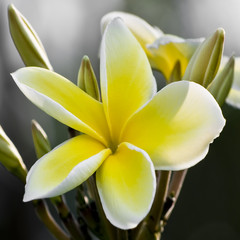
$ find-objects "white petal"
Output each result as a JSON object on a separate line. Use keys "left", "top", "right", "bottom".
{"left": 100, "top": 18, "right": 156, "bottom": 144}
{"left": 121, "top": 81, "right": 225, "bottom": 170}
{"left": 96, "top": 142, "right": 156, "bottom": 229}
{"left": 11, "top": 67, "right": 110, "bottom": 145}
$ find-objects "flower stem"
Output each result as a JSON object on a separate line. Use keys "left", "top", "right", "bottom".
{"left": 33, "top": 199, "right": 70, "bottom": 240}
{"left": 17, "top": 160, "right": 70, "bottom": 240}
{"left": 161, "top": 169, "right": 188, "bottom": 226}
{"left": 76, "top": 185, "right": 98, "bottom": 233}
{"left": 51, "top": 195, "right": 87, "bottom": 240}
{"left": 148, "top": 171, "right": 171, "bottom": 233}
{"left": 117, "top": 229, "right": 128, "bottom": 240}
{"left": 86, "top": 175, "right": 116, "bottom": 240}
{"left": 134, "top": 171, "right": 171, "bottom": 240}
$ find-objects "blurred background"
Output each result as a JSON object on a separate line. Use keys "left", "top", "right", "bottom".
{"left": 1, "top": 0, "right": 240, "bottom": 239}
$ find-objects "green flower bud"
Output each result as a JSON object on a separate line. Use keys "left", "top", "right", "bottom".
{"left": 208, "top": 56, "right": 234, "bottom": 107}
{"left": 147, "top": 35, "right": 203, "bottom": 81}
{"left": 8, "top": 4, "right": 53, "bottom": 70}
{"left": 183, "top": 28, "right": 225, "bottom": 87}
{"left": 31, "top": 120, "right": 51, "bottom": 159}
{"left": 225, "top": 57, "right": 240, "bottom": 108}
{"left": 31, "top": 121, "right": 63, "bottom": 203}
{"left": 77, "top": 56, "right": 100, "bottom": 101}
{"left": 0, "top": 126, "right": 27, "bottom": 182}
{"left": 168, "top": 61, "right": 181, "bottom": 83}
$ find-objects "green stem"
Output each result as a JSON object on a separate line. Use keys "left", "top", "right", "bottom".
{"left": 117, "top": 229, "right": 128, "bottom": 240}
{"left": 16, "top": 161, "right": 70, "bottom": 240}
{"left": 134, "top": 171, "right": 171, "bottom": 240}
{"left": 162, "top": 169, "right": 187, "bottom": 225}
{"left": 148, "top": 171, "right": 171, "bottom": 233}
{"left": 87, "top": 175, "right": 116, "bottom": 240}
{"left": 76, "top": 184, "right": 100, "bottom": 234}
{"left": 168, "top": 169, "right": 187, "bottom": 201}
{"left": 133, "top": 220, "right": 161, "bottom": 240}
{"left": 51, "top": 195, "right": 86, "bottom": 240}
{"left": 33, "top": 199, "right": 70, "bottom": 240}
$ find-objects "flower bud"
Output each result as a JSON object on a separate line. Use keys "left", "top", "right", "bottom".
{"left": 31, "top": 120, "right": 51, "bottom": 159}
{"left": 31, "top": 121, "right": 63, "bottom": 203}
{"left": 0, "top": 126, "right": 27, "bottom": 182}
{"left": 223, "top": 57, "right": 240, "bottom": 108}
{"left": 208, "top": 56, "right": 234, "bottom": 107}
{"left": 77, "top": 56, "right": 100, "bottom": 101}
{"left": 168, "top": 61, "right": 181, "bottom": 83}
{"left": 147, "top": 35, "right": 203, "bottom": 81}
{"left": 183, "top": 28, "right": 225, "bottom": 87}
{"left": 8, "top": 4, "right": 53, "bottom": 70}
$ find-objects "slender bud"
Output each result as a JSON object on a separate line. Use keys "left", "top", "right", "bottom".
{"left": 168, "top": 61, "right": 181, "bottom": 83}
{"left": 147, "top": 36, "right": 203, "bottom": 81}
{"left": 31, "top": 120, "right": 51, "bottom": 159}
{"left": 208, "top": 56, "right": 234, "bottom": 107}
{"left": 8, "top": 4, "right": 53, "bottom": 70}
{"left": 0, "top": 126, "right": 27, "bottom": 182}
{"left": 183, "top": 28, "right": 225, "bottom": 87}
{"left": 225, "top": 57, "right": 240, "bottom": 108}
{"left": 31, "top": 121, "right": 63, "bottom": 204}
{"left": 77, "top": 56, "right": 100, "bottom": 101}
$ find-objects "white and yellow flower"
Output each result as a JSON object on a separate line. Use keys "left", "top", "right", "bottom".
{"left": 12, "top": 19, "right": 225, "bottom": 229}
{"left": 101, "top": 12, "right": 203, "bottom": 81}
{"left": 102, "top": 12, "right": 238, "bottom": 108}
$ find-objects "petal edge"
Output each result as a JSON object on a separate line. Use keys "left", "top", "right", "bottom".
{"left": 24, "top": 135, "right": 111, "bottom": 201}
{"left": 121, "top": 81, "right": 225, "bottom": 170}
{"left": 12, "top": 67, "right": 110, "bottom": 145}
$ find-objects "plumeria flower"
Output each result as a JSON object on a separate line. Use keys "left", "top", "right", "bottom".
{"left": 102, "top": 12, "right": 238, "bottom": 109}
{"left": 11, "top": 19, "right": 225, "bottom": 229}
{"left": 221, "top": 56, "right": 240, "bottom": 108}
{"left": 101, "top": 12, "right": 203, "bottom": 81}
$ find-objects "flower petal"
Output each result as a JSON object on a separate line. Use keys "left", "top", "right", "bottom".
{"left": 96, "top": 142, "right": 156, "bottom": 229}
{"left": 147, "top": 35, "right": 203, "bottom": 80}
{"left": 225, "top": 57, "right": 240, "bottom": 108}
{"left": 100, "top": 18, "right": 157, "bottom": 144}
{"left": 101, "top": 12, "right": 203, "bottom": 82}
{"left": 101, "top": 11, "right": 163, "bottom": 51}
{"left": 121, "top": 81, "right": 225, "bottom": 170}
{"left": 23, "top": 134, "right": 111, "bottom": 201}
{"left": 11, "top": 67, "right": 110, "bottom": 145}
